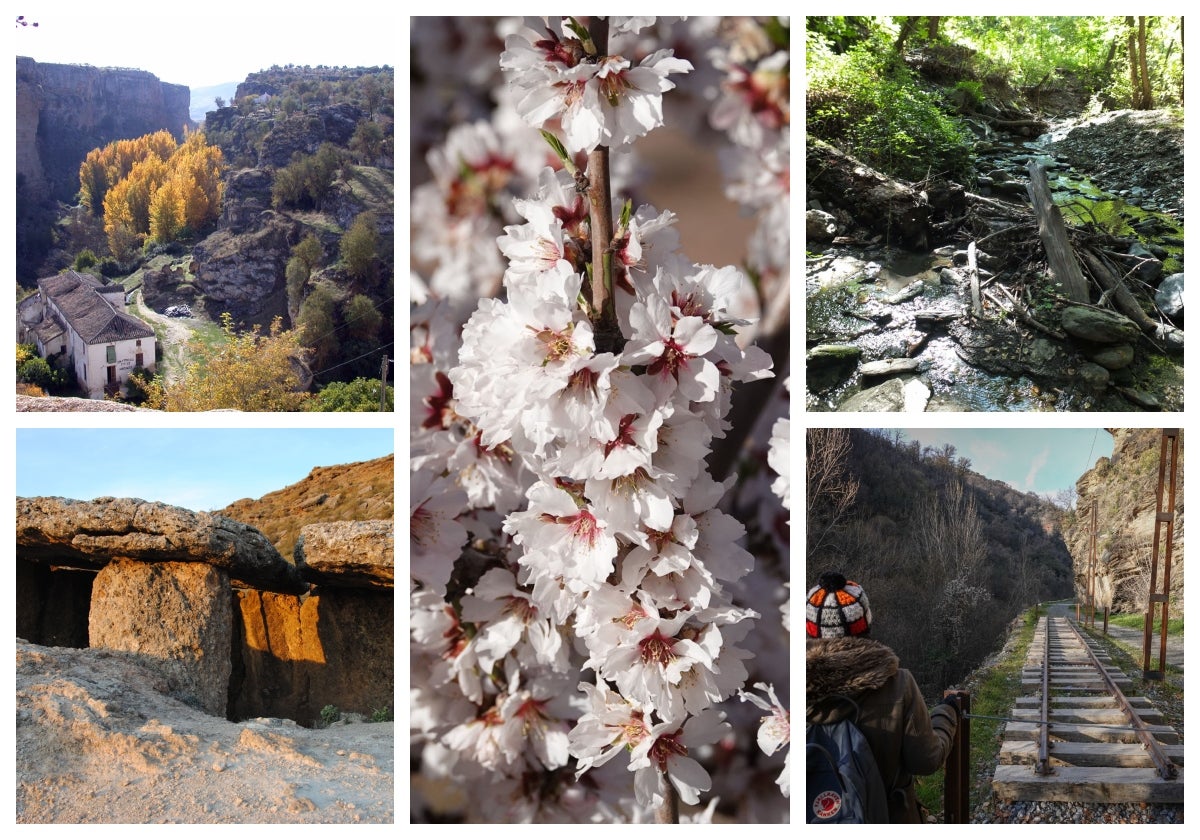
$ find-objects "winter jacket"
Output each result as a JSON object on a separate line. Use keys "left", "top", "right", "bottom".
{"left": 806, "top": 636, "right": 959, "bottom": 823}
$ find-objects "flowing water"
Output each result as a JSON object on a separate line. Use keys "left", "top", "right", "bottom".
{"left": 807, "top": 124, "right": 1184, "bottom": 412}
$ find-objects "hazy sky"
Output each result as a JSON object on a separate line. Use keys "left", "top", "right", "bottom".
{"left": 16, "top": 428, "right": 394, "bottom": 512}
{"left": 896, "top": 428, "right": 1114, "bottom": 498}
{"left": 15, "top": 1, "right": 399, "bottom": 88}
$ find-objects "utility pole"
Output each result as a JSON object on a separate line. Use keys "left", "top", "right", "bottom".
{"left": 379, "top": 355, "right": 391, "bottom": 411}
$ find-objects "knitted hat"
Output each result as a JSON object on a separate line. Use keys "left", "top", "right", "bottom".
{"left": 806, "top": 572, "right": 872, "bottom": 638}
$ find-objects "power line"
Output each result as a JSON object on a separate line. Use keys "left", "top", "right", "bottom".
{"left": 310, "top": 342, "right": 394, "bottom": 378}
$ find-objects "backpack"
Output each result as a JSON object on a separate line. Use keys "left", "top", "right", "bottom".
{"left": 806, "top": 695, "right": 890, "bottom": 823}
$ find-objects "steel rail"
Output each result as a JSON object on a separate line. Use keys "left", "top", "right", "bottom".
{"left": 1064, "top": 618, "right": 1178, "bottom": 780}
{"left": 1035, "top": 616, "right": 1052, "bottom": 775}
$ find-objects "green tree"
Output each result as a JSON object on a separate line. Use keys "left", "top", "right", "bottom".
{"left": 17, "top": 356, "right": 56, "bottom": 390}
{"left": 135, "top": 314, "right": 310, "bottom": 411}
{"left": 340, "top": 212, "right": 380, "bottom": 283}
{"left": 306, "top": 377, "right": 394, "bottom": 411}
{"left": 297, "top": 286, "right": 339, "bottom": 370}
{"left": 350, "top": 120, "right": 385, "bottom": 164}
{"left": 343, "top": 293, "right": 382, "bottom": 340}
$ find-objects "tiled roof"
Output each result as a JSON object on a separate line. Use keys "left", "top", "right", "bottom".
{"left": 37, "top": 270, "right": 154, "bottom": 345}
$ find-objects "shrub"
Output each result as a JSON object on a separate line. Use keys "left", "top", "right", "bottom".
{"left": 320, "top": 704, "right": 341, "bottom": 727}
{"left": 808, "top": 39, "right": 974, "bottom": 181}
{"left": 370, "top": 707, "right": 393, "bottom": 723}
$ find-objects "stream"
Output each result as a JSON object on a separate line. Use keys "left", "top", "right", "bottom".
{"left": 807, "top": 114, "right": 1184, "bottom": 412}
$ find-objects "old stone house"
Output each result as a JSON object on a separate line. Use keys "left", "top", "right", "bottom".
{"left": 17, "top": 270, "right": 156, "bottom": 398}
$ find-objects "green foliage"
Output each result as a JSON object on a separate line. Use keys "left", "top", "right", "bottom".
{"left": 953, "top": 79, "right": 984, "bottom": 109}
{"left": 271, "top": 143, "right": 345, "bottom": 210}
{"left": 297, "top": 285, "right": 338, "bottom": 370}
{"left": 17, "top": 355, "right": 56, "bottom": 389}
{"left": 807, "top": 35, "right": 974, "bottom": 181}
{"left": 307, "top": 377, "right": 393, "bottom": 412}
{"left": 350, "top": 120, "right": 386, "bottom": 164}
{"left": 73, "top": 249, "right": 99, "bottom": 271}
{"left": 370, "top": 706, "right": 393, "bottom": 723}
{"left": 343, "top": 294, "right": 382, "bottom": 340}
{"left": 320, "top": 704, "right": 341, "bottom": 726}
{"left": 340, "top": 212, "right": 380, "bottom": 282}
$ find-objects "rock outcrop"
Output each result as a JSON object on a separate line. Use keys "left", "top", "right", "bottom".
{"left": 16, "top": 56, "right": 192, "bottom": 203}
{"left": 1066, "top": 428, "right": 1185, "bottom": 613}
{"left": 295, "top": 520, "right": 394, "bottom": 589}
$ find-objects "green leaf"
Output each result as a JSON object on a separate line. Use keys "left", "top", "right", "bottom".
{"left": 539, "top": 130, "right": 576, "bottom": 175}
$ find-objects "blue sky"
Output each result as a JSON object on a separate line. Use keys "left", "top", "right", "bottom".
{"left": 896, "top": 428, "right": 1114, "bottom": 499}
{"left": 16, "top": 428, "right": 394, "bottom": 512}
{"left": 16, "top": 1, "right": 398, "bottom": 88}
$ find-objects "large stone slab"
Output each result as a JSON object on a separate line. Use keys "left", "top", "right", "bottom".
{"left": 15, "top": 496, "right": 306, "bottom": 593}
{"left": 89, "top": 559, "right": 232, "bottom": 717}
{"left": 294, "top": 520, "right": 394, "bottom": 590}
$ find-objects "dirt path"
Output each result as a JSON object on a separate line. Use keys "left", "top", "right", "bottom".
{"left": 130, "top": 289, "right": 196, "bottom": 384}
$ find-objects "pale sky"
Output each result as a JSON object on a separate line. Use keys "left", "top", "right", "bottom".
{"left": 16, "top": 428, "right": 394, "bottom": 512}
{"left": 15, "top": 1, "right": 399, "bottom": 88}
{"left": 896, "top": 428, "right": 1114, "bottom": 499}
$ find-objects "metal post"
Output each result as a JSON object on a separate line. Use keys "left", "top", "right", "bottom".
{"left": 943, "top": 690, "right": 970, "bottom": 823}
{"left": 1143, "top": 429, "right": 1179, "bottom": 680}
{"left": 1088, "top": 501, "right": 1098, "bottom": 628}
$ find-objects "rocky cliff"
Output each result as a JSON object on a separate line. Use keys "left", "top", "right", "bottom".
{"left": 16, "top": 56, "right": 192, "bottom": 202}
{"left": 1065, "top": 428, "right": 1185, "bottom": 613}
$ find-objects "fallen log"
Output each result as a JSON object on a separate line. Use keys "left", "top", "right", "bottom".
{"left": 967, "top": 240, "right": 982, "bottom": 317}
{"left": 1077, "top": 248, "right": 1160, "bottom": 333}
{"left": 1025, "top": 161, "right": 1090, "bottom": 303}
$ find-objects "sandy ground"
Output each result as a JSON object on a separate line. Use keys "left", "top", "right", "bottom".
{"left": 16, "top": 641, "right": 394, "bottom": 824}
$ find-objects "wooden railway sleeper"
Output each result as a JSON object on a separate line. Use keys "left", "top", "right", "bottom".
{"left": 1067, "top": 619, "right": 1178, "bottom": 780}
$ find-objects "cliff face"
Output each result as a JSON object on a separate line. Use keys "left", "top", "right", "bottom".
{"left": 16, "top": 56, "right": 192, "bottom": 202}
{"left": 1067, "top": 429, "right": 1185, "bottom": 613}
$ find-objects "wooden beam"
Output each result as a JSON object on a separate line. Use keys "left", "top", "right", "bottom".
{"left": 1026, "top": 161, "right": 1090, "bottom": 302}
{"left": 992, "top": 765, "right": 1184, "bottom": 803}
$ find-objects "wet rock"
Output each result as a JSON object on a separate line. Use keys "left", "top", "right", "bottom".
{"left": 885, "top": 280, "right": 924, "bottom": 305}
{"left": 806, "top": 209, "right": 838, "bottom": 241}
{"left": 838, "top": 378, "right": 906, "bottom": 412}
{"left": 1155, "top": 273, "right": 1184, "bottom": 319}
{"left": 807, "top": 344, "right": 860, "bottom": 393}
{"left": 807, "top": 344, "right": 862, "bottom": 365}
{"left": 903, "top": 378, "right": 931, "bottom": 412}
{"left": 1089, "top": 344, "right": 1135, "bottom": 370}
{"left": 1078, "top": 362, "right": 1111, "bottom": 390}
{"left": 1060, "top": 306, "right": 1140, "bottom": 344}
{"left": 1127, "top": 243, "right": 1163, "bottom": 284}
{"left": 1116, "top": 387, "right": 1161, "bottom": 410}
{"left": 860, "top": 358, "right": 921, "bottom": 379}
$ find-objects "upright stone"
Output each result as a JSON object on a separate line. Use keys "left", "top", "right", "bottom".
{"left": 89, "top": 560, "right": 232, "bottom": 717}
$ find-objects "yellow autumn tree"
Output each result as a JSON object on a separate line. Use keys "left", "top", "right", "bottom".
{"left": 82, "top": 128, "right": 225, "bottom": 254}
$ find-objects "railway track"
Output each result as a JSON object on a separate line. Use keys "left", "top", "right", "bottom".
{"left": 992, "top": 615, "right": 1184, "bottom": 804}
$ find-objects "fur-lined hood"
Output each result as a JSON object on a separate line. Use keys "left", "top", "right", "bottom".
{"left": 806, "top": 636, "right": 900, "bottom": 706}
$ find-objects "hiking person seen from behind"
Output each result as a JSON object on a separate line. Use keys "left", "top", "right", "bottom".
{"left": 806, "top": 572, "right": 962, "bottom": 823}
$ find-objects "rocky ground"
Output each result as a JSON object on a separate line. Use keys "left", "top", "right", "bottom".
{"left": 1045, "top": 109, "right": 1185, "bottom": 220}
{"left": 16, "top": 641, "right": 394, "bottom": 824}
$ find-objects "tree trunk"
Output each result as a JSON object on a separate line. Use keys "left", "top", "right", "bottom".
{"left": 927, "top": 17, "right": 940, "bottom": 40}
{"left": 1138, "top": 17, "right": 1155, "bottom": 109}
{"left": 1128, "top": 17, "right": 1143, "bottom": 109}
{"left": 894, "top": 16, "right": 920, "bottom": 53}
{"left": 1025, "top": 161, "right": 1090, "bottom": 303}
